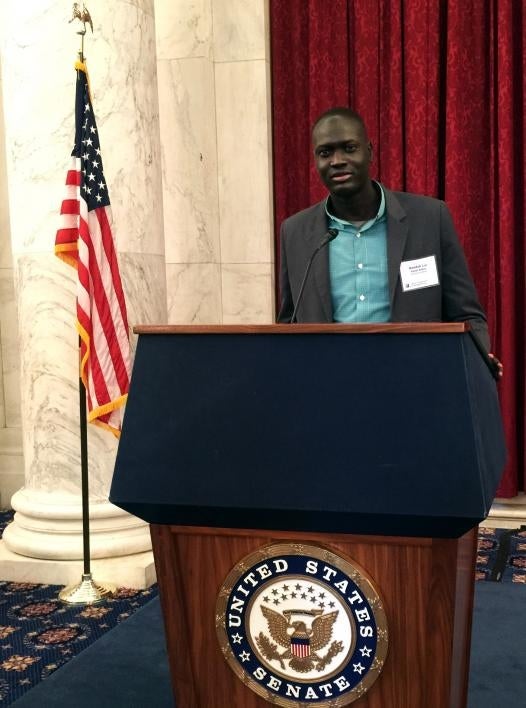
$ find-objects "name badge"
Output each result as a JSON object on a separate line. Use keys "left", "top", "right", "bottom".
{"left": 400, "top": 255, "right": 439, "bottom": 292}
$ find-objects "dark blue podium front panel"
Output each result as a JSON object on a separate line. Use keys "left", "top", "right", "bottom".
{"left": 110, "top": 330, "right": 506, "bottom": 538}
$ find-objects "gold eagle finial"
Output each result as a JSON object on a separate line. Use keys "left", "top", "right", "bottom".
{"left": 70, "top": 3, "right": 93, "bottom": 34}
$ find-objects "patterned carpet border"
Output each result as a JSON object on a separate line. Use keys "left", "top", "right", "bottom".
{"left": 0, "top": 510, "right": 158, "bottom": 705}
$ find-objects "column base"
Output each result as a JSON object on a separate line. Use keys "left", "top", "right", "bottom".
{"left": 484, "top": 493, "right": 526, "bottom": 529}
{"left": 3, "top": 488, "right": 152, "bottom": 560}
{"left": 0, "top": 540, "right": 156, "bottom": 588}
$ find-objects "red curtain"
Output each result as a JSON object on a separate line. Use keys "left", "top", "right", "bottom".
{"left": 270, "top": 0, "right": 525, "bottom": 496}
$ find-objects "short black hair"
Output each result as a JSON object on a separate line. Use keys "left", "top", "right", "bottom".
{"left": 312, "top": 107, "right": 367, "bottom": 134}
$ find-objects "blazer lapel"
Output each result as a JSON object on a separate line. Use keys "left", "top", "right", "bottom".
{"left": 306, "top": 203, "right": 333, "bottom": 321}
{"left": 385, "top": 189, "right": 408, "bottom": 307}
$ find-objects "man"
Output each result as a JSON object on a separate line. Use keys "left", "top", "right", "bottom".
{"left": 278, "top": 107, "right": 492, "bottom": 354}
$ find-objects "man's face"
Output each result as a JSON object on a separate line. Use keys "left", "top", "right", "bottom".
{"left": 312, "top": 115, "right": 372, "bottom": 198}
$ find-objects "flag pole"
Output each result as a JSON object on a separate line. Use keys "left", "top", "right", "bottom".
{"left": 59, "top": 3, "right": 116, "bottom": 606}
{"left": 59, "top": 342, "right": 116, "bottom": 605}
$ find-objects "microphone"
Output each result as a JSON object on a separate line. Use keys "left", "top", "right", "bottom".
{"left": 290, "top": 228, "right": 339, "bottom": 323}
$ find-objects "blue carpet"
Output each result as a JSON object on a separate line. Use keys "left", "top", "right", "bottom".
{"left": 467, "top": 582, "right": 526, "bottom": 707}
{"left": 10, "top": 582, "right": 526, "bottom": 707}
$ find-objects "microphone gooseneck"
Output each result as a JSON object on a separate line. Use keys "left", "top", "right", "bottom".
{"left": 290, "top": 228, "right": 339, "bottom": 323}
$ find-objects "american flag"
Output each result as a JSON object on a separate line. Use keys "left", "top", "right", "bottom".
{"left": 55, "top": 61, "right": 131, "bottom": 437}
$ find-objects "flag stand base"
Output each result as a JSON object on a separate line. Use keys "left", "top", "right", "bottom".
{"left": 59, "top": 572, "right": 116, "bottom": 605}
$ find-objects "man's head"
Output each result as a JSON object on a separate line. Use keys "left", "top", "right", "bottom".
{"left": 312, "top": 108, "right": 373, "bottom": 200}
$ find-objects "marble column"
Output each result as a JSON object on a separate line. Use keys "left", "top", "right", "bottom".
{"left": 0, "top": 0, "right": 166, "bottom": 581}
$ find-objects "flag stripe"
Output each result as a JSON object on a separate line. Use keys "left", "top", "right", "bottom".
{"left": 55, "top": 227, "right": 78, "bottom": 244}
{"left": 78, "top": 213, "right": 130, "bottom": 392}
{"left": 92, "top": 209, "right": 130, "bottom": 339}
{"left": 96, "top": 208, "right": 129, "bottom": 328}
{"left": 58, "top": 213, "right": 79, "bottom": 229}
{"left": 60, "top": 199, "right": 80, "bottom": 216}
{"left": 66, "top": 169, "right": 81, "bottom": 186}
{"left": 82, "top": 321, "right": 111, "bottom": 410}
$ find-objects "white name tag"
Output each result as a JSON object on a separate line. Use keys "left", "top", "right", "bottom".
{"left": 400, "top": 255, "right": 439, "bottom": 292}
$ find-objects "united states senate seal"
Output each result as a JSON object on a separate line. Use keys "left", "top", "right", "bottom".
{"left": 216, "top": 543, "right": 388, "bottom": 706}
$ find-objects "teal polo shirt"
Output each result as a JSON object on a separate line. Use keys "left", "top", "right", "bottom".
{"left": 326, "top": 182, "right": 390, "bottom": 323}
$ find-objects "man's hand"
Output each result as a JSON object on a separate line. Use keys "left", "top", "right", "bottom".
{"left": 488, "top": 353, "right": 503, "bottom": 380}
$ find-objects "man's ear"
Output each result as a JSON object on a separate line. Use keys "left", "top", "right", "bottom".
{"left": 368, "top": 141, "right": 373, "bottom": 163}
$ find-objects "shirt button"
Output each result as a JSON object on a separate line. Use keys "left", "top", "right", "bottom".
{"left": 359, "top": 294, "right": 365, "bottom": 301}
{"left": 356, "top": 232, "right": 361, "bottom": 238}
{"left": 357, "top": 263, "right": 363, "bottom": 269}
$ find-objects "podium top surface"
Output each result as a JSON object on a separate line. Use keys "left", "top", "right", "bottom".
{"left": 134, "top": 322, "right": 468, "bottom": 335}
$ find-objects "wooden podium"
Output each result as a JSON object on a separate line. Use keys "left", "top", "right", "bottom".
{"left": 110, "top": 324, "right": 506, "bottom": 708}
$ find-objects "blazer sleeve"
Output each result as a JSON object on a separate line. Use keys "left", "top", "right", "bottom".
{"left": 439, "top": 201, "right": 491, "bottom": 351}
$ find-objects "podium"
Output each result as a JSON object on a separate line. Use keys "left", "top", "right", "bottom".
{"left": 110, "top": 323, "right": 506, "bottom": 708}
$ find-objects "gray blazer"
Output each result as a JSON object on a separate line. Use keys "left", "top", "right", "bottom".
{"left": 278, "top": 187, "right": 490, "bottom": 350}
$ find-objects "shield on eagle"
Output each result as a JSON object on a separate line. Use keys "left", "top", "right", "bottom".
{"left": 290, "top": 629, "right": 311, "bottom": 658}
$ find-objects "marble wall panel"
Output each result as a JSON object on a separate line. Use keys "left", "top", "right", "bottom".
{"left": 212, "top": 0, "right": 267, "bottom": 62}
{"left": 155, "top": 0, "right": 212, "bottom": 61}
{"left": 221, "top": 263, "right": 274, "bottom": 324}
{"left": 166, "top": 262, "right": 222, "bottom": 323}
{"left": 215, "top": 60, "right": 274, "bottom": 264}
{"left": 119, "top": 252, "right": 168, "bottom": 344}
{"left": 158, "top": 57, "right": 220, "bottom": 264}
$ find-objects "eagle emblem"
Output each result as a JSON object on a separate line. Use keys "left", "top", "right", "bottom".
{"left": 256, "top": 605, "right": 344, "bottom": 673}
